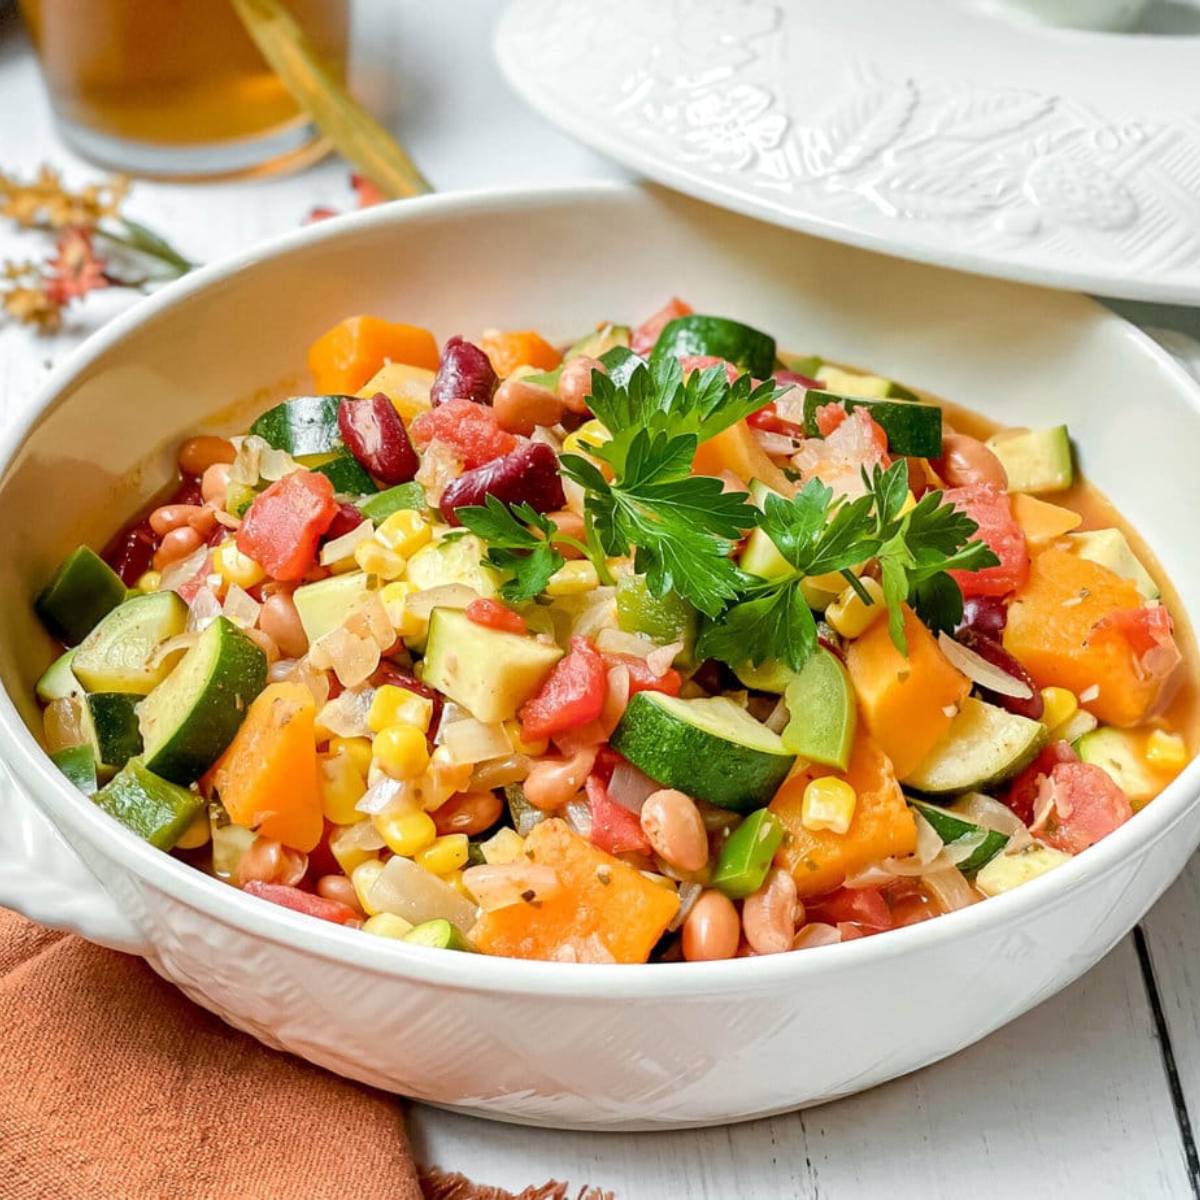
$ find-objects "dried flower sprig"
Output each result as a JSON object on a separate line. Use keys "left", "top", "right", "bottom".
{"left": 1, "top": 166, "right": 195, "bottom": 333}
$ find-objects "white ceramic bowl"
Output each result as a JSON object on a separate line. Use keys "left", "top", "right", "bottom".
{"left": 1, "top": 183, "right": 1198, "bottom": 1131}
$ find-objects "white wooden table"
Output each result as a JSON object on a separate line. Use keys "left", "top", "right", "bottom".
{"left": 3, "top": 3, "right": 1200, "bottom": 1196}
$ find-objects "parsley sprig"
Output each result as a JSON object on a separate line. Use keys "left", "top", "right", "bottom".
{"left": 455, "top": 497, "right": 573, "bottom": 603}
{"left": 557, "top": 357, "right": 776, "bottom": 617}
{"left": 697, "top": 460, "right": 998, "bottom": 671}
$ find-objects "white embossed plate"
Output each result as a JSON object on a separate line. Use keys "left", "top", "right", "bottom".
{"left": 495, "top": 0, "right": 1200, "bottom": 303}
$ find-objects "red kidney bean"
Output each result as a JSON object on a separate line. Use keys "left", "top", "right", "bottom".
{"left": 957, "top": 594, "right": 1008, "bottom": 638}
{"left": 370, "top": 661, "right": 444, "bottom": 739}
{"left": 430, "top": 335, "right": 498, "bottom": 407}
{"left": 955, "top": 627, "right": 1044, "bottom": 720}
{"left": 324, "top": 502, "right": 366, "bottom": 542}
{"left": 337, "top": 394, "right": 419, "bottom": 485}
{"left": 440, "top": 441, "right": 565, "bottom": 525}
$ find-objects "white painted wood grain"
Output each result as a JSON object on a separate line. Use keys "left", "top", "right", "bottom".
{"left": 1, "top": 2, "right": 1196, "bottom": 1196}
{"left": 407, "top": 937, "right": 1190, "bottom": 1199}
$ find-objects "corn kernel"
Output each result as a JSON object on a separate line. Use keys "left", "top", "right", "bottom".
{"left": 825, "top": 576, "right": 886, "bottom": 639}
{"left": 975, "top": 845, "right": 1069, "bottom": 897}
{"left": 213, "top": 539, "right": 266, "bottom": 589}
{"left": 380, "top": 581, "right": 426, "bottom": 639}
{"left": 377, "top": 509, "right": 433, "bottom": 557}
{"left": 175, "top": 809, "right": 211, "bottom": 850}
{"left": 369, "top": 684, "right": 434, "bottom": 734}
{"left": 442, "top": 868, "right": 471, "bottom": 899}
{"left": 480, "top": 827, "right": 525, "bottom": 865}
{"left": 135, "top": 569, "right": 162, "bottom": 592}
{"left": 1146, "top": 729, "right": 1188, "bottom": 772}
{"left": 351, "top": 858, "right": 387, "bottom": 915}
{"left": 372, "top": 723, "right": 431, "bottom": 779}
{"left": 545, "top": 560, "right": 599, "bottom": 597}
{"left": 504, "top": 720, "right": 548, "bottom": 757}
{"left": 330, "top": 735, "right": 373, "bottom": 776}
{"left": 354, "top": 538, "right": 407, "bottom": 581}
{"left": 373, "top": 806, "right": 437, "bottom": 857}
{"left": 414, "top": 833, "right": 470, "bottom": 876}
{"left": 1040, "top": 687, "right": 1078, "bottom": 735}
{"left": 561, "top": 418, "right": 610, "bottom": 456}
{"left": 801, "top": 776, "right": 857, "bottom": 835}
{"left": 329, "top": 823, "right": 381, "bottom": 875}
{"left": 362, "top": 912, "right": 415, "bottom": 939}
{"left": 319, "top": 750, "right": 368, "bottom": 824}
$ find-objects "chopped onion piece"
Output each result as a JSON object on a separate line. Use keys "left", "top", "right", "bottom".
{"left": 883, "top": 811, "right": 945, "bottom": 875}
{"left": 317, "top": 686, "right": 377, "bottom": 739}
{"left": 405, "top": 583, "right": 480, "bottom": 621}
{"left": 564, "top": 587, "right": 619, "bottom": 640}
{"left": 530, "top": 425, "right": 563, "bottom": 450}
{"left": 957, "top": 792, "right": 1032, "bottom": 852}
{"left": 441, "top": 718, "right": 513, "bottom": 765}
{"left": 414, "top": 439, "right": 463, "bottom": 506}
{"left": 370, "top": 855, "right": 478, "bottom": 928}
{"left": 186, "top": 586, "right": 222, "bottom": 632}
{"left": 222, "top": 583, "right": 261, "bottom": 629}
{"left": 355, "top": 775, "right": 406, "bottom": 815}
{"left": 646, "top": 640, "right": 684, "bottom": 678}
{"left": 600, "top": 663, "right": 631, "bottom": 736}
{"left": 259, "top": 443, "right": 301, "bottom": 482}
{"left": 268, "top": 657, "right": 298, "bottom": 684}
{"left": 754, "top": 429, "right": 799, "bottom": 457}
{"left": 765, "top": 696, "right": 789, "bottom": 734}
{"left": 320, "top": 519, "right": 374, "bottom": 566}
{"left": 595, "top": 628, "right": 657, "bottom": 659}
{"left": 793, "top": 923, "right": 842, "bottom": 950}
{"left": 667, "top": 880, "right": 702, "bottom": 932}
{"left": 607, "top": 760, "right": 659, "bottom": 813}
{"left": 563, "top": 796, "right": 593, "bottom": 840}
{"left": 228, "top": 434, "right": 264, "bottom": 487}
{"left": 842, "top": 863, "right": 899, "bottom": 890}
{"left": 159, "top": 544, "right": 208, "bottom": 593}
{"left": 937, "top": 631, "right": 1032, "bottom": 700}
{"left": 1030, "top": 775, "right": 1057, "bottom": 833}
{"left": 285, "top": 657, "right": 331, "bottom": 710}
{"left": 921, "top": 866, "right": 978, "bottom": 913}
{"left": 942, "top": 830, "right": 989, "bottom": 866}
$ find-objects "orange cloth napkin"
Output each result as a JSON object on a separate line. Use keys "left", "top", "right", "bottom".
{"left": 0, "top": 908, "right": 611, "bottom": 1200}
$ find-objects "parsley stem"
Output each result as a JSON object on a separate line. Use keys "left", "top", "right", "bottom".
{"left": 581, "top": 512, "right": 616, "bottom": 587}
{"left": 840, "top": 569, "right": 874, "bottom": 605}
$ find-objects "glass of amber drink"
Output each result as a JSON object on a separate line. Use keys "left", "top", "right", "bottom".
{"left": 19, "top": 0, "right": 351, "bottom": 180}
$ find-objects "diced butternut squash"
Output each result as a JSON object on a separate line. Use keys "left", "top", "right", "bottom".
{"left": 308, "top": 315, "right": 439, "bottom": 395}
{"left": 1003, "top": 548, "right": 1174, "bottom": 726}
{"left": 211, "top": 682, "right": 323, "bottom": 853}
{"left": 845, "top": 605, "right": 970, "bottom": 778}
{"left": 471, "top": 818, "right": 679, "bottom": 963}
{"left": 1011, "top": 493, "right": 1083, "bottom": 550}
{"left": 692, "top": 420, "right": 796, "bottom": 495}
{"left": 770, "top": 734, "right": 916, "bottom": 899}
{"left": 357, "top": 361, "right": 434, "bottom": 425}
{"left": 480, "top": 329, "right": 561, "bottom": 378}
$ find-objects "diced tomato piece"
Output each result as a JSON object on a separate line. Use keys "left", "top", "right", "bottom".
{"left": 410, "top": 397, "right": 518, "bottom": 469}
{"left": 944, "top": 483, "right": 1029, "bottom": 598}
{"left": 1004, "top": 740, "right": 1079, "bottom": 825}
{"left": 678, "top": 354, "right": 740, "bottom": 382}
{"left": 814, "top": 403, "right": 848, "bottom": 438}
{"left": 590, "top": 745, "right": 625, "bottom": 785}
{"left": 604, "top": 653, "right": 682, "bottom": 698}
{"left": 631, "top": 297, "right": 693, "bottom": 356}
{"left": 242, "top": 881, "right": 359, "bottom": 925}
{"left": 520, "top": 636, "right": 607, "bottom": 740}
{"left": 237, "top": 469, "right": 338, "bottom": 582}
{"left": 747, "top": 402, "right": 805, "bottom": 437}
{"left": 1035, "top": 761, "right": 1133, "bottom": 854}
{"left": 1093, "top": 603, "right": 1182, "bottom": 688}
{"left": 793, "top": 405, "right": 889, "bottom": 499}
{"left": 466, "top": 597, "right": 527, "bottom": 635}
{"left": 805, "top": 887, "right": 895, "bottom": 932}
{"left": 885, "top": 878, "right": 942, "bottom": 926}
{"left": 585, "top": 774, "right": 651, "bottom": 856}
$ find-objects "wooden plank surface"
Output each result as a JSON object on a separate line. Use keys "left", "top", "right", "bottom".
{"left": 2, "top": 2, "right": 1198, "bottom": 1196}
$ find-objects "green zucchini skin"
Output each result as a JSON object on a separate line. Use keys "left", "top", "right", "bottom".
{"left": 649, "top": 315, "right": 776, "bottom": 379}
{"left": 35, "top": 547, "right": 127, "bottom": 646}
{"left": 803, "top": 390, "right": 943, "bottom": 458}
{"left": 250, "top": 395, "right": 344, "bottom": 456}
{"left": 94, "top": 758, "right": 205, "bottom": 850}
